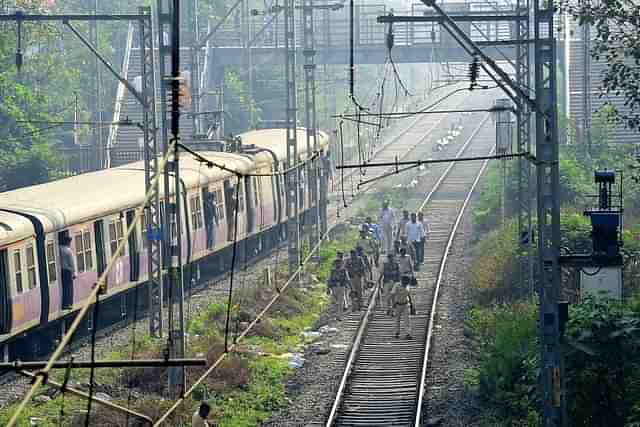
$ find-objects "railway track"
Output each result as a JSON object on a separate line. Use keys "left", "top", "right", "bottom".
{"left": 323, "top": 110, "right": 497, "bottom": 427}
{"left": 0, "top": 85, "right": 497, "bottom": 415}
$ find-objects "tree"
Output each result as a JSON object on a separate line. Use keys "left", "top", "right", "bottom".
{"left": 560, "top": 0, "right": 640, "bottom": 130}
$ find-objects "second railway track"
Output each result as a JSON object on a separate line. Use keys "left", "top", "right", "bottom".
{"left": 324, "top": 111, "right": 497, "bottom": 427}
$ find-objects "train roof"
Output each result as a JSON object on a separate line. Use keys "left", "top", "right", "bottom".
{"left": 0, "top": 211, "right": 35, "bottom": 247}
{"left": 241, "top": 128, "right": 329, "bottom": 160}
{"left": 0, "top": 128, "right": 330, "bottom": 242}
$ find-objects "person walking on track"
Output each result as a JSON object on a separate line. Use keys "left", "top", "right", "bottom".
{"left": 346, "top": 249, "right": 366, "bottom": 312}
{"left": 379, "top": 200, "right": 396, "bottom": 254}
{"left": 397, "top": 210, "right": 410, "bottom": 241}
{"left": 405, "top": 213, "right": 425, "bottom": 271}
{"left": 391, "top": 275, "right": 413, "bottom": 339}
{"left": 418, "top": 211, "right": 429, "bottom": 265}
{"left": 397, "top": 246, "right": 414, "bottom": 280}
{"left": 327, "top": 258, "right": 350, "bottom": 321}
{"left": 380, "top": 253, "right": 400, "bottom": 316}
{"left": 357, "top": 229, "right": 377, "bottom": 272}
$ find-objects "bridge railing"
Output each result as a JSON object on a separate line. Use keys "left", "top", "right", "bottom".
{"left": 204, "top": 2, "right": 519, "bottom": 51}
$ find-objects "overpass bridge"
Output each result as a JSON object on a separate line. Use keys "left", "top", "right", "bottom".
{"left": 205, "top": 2, "right": 519, "bottom": 65}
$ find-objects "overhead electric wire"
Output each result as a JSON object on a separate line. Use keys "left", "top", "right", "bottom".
{"left": 84, "top": 293, "right": 101, "bottom": 427}
{"left": 224, "top": 175, "right": 241, "bottom": 352}
{"left": 152, "top": 225, "right": 337, "bottom": 426}
{"left": 6, "top": 140, "right": 178, "bottom": 427}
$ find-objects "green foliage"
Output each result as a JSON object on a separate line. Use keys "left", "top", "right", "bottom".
{"left": 466, "top": 301, "right": 539, "bottom": 425}
{"left": 565, "top": 297, "right": 640, "bottom": 427}
{"left": 469, "top": 220, "right": 521, "bottom": 304}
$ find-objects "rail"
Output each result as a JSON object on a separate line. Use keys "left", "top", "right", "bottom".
{"left": 414, "top": 145, "right": 494, "bottom": 426}
{"left": 325, "top": 112, "right": 492, "bottom": 426}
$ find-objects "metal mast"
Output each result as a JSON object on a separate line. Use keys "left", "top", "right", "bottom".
{"left": 303, "top": 0, "right": 320, "bottom": 249}
{"left": 516, "top": 0, "right": 533, "bottom": 296}
{"left": 89, "top": 0, "right": 104, "bottom": 170}
{"left": 156, "top": 0, "right": 186, "bottom": 395}
{"left": 534, "top": 0, "right": 564, "bottom": 424}
{"left": 137, "top": 5, "right": 163, "bottom": 341}
{"left": 285, "top": 0, "right": 299, "bottom": 274}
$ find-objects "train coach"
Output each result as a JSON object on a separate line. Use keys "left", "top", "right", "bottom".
{"left": 0, "top": 127, "right": 330, "bottom": 360}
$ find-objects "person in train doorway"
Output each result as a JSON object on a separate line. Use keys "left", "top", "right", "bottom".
{"left": 405, "top": 213, "right": 425, "bottom": 272}
{"left": 417, "top": 211, "right": 429, "bottom": 265}
{"left": 380, "top": 253, "right": 400, "bottom": 316}
{"left": 397, "top": 246, "right": 414, "bottom": 283}
{"left": 327, "top": 257, "right": 350, "bottom": 321}
{"left": 379, "top": 200, "right": 396, "bottom": 254}
{"left": 392, "top": 275, "right": 413, "bottom": 339}
{"left": 397, "top": 210, "right": 410, "bottom": 241}
{"left": 60, "top": 235, "right": 76, "bottom": 310}
{"left": 204, "top": 191, "right": 218, "bottom": 250}
{"left": 346, "top": 249, "right": 366, "bottom": 312}
{"left": 192, "top": 402, "right": 211, "bottom": 427}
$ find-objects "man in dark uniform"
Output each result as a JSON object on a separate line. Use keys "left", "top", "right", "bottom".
{"left": 327, "top": 257, "right": 350, "bottom": 320}
{"left": 346, "top": 249, "right": 367, "bottom": 311}
{"left": 380, "top": 253, "right": 400, "bottom": 315}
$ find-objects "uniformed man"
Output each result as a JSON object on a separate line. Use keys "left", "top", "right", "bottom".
{"left": 357, "top": 230, "right": 377, "bottom": 275}
{"left": 398, "top": 247, "right": 414, "bottom": 279}
{"left": 346, "top": 249, "right": 367, "bottom": 311}
{"left": 379, "top": 253, "right": 400, "bottom": 315}
{"left": 400, "top": 236, "right": 417, "bottom": 266}
{"left": 355, "top": 246, "right": 372, "bottom": 283}
{"left": 391, "top": 276, "right": 413, "bottom": 339}
{"left": 327, "top": 258, "right": 350, "bottom": 320}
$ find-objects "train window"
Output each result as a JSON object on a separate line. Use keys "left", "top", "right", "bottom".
{"left": 236, "top": 182, "right": 245, "bottom": 212}
{"left": 26, "top": 245, "right": 37, "bottom": 290}
{"left": 46, "top": 241, "right": 57, "bottom": 283}
{"left": 254, "top": 177, "right": 260, "bottom": 207}
{"left": 141, "top": 210, "right": 149, "bottom": 249}
{"left": 13, "top": 250, "right": 23, "bottom": 294}
{"left": 83, "top": 231, "right": 93, "bottom": 270}
{"left": 74, "top": 234, "right": 85, "bottom": 273}
{"left": 109, "top": 219, "right": 125, "bottom": 256}
{"left": 215, "top": 189, "right": 225, "bottom": 221}
{"left": 190, "top": 195, "right": 203, "bottom": 230}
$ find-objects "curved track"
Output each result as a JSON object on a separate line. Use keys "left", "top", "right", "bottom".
{"left": 324, "top": 109, "right": 497, "bottom": 427}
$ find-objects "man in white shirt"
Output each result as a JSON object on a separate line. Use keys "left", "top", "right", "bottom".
{"left": 417, "top": 211, "right": 429, "bottom": 265}
{"left": 405, "top": 213, "right": 425, "bottom": 271}
{"left": 379, "top": 200, "right": 396, "bottom": 254}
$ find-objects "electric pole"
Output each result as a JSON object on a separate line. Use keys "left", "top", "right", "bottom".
{"left": 285, "top": 0, "right": 300, "bottom": 275}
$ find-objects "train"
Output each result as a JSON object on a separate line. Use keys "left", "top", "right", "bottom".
{"left": 0, "top": 128, "right": 330, "bottom": 360}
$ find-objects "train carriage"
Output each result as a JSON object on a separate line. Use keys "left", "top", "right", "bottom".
{"left": 0, "top": 128, "right": 329, "bottom": 360}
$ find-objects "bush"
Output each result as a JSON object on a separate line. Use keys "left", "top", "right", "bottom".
{"left": 467, "top": 301, "right": 539, "bottom": 423}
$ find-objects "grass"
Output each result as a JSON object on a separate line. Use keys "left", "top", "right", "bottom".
{"left": 1, "top": 228, "right": 361, "bottom": 426}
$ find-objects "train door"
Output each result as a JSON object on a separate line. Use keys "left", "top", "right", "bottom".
{"left": 224, "top": 178, "right": 246, "bottom": 241}
{"left": 245, "top": 176, "right": 255, "bottom": 234}
{"left": 0, "top": 249, "right": 10, "bottom": 334}
{"left": 125, "top": 211, "right": 140, "bottom": 282}
{"left": 94, "top": 221, "right": 107, "bottom": 279}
